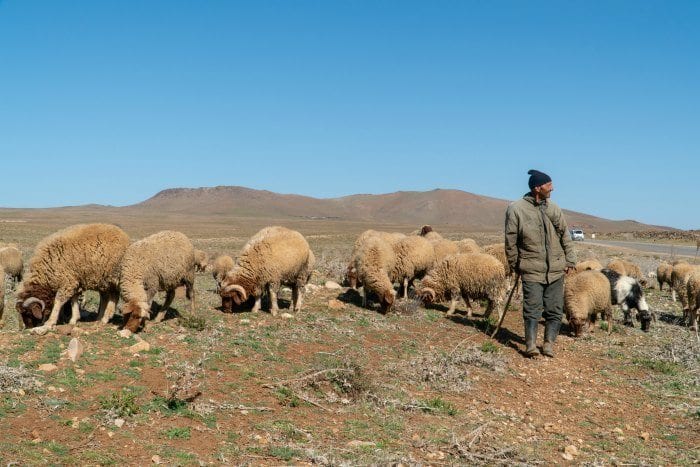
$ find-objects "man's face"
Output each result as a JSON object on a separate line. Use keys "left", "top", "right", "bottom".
{"left": 535, "top": 181, "right": 554, "bottom": 199}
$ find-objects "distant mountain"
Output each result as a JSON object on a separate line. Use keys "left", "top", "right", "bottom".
{"left": 128, "top": 186, "right": 671, "bottom": 233}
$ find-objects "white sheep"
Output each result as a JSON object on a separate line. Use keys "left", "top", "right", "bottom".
{"left": 346, "top": 230, "right": 405, "bottom": 289}
{"left": 120, "top": 230, "right": 196, "bottom": 333}
{"left": 390, "top": 235, "right": 436, "bottom": 299}
{"left": 0, "top": 246, "right": 23, "bottom": 284}
{"left": 686, "top": 269, "right": 700, "bottom": 331}
{"left": 416, "top": 253, "right": 506, "bottom": 319}
{"left": 194, "top": 249, "right": 209, "bottom": 273}
{"left": 564, "top": 270, "right": 613, "bottom": 336}
{"left": 353, "top": 235, "right": 397, "bottom": 313}
{"left": 671, "top": 262, "right": 698, "bottom": 315}
{"left": 656, "top": 262, "right": 673, "bottom": 291}
{"left": 15, "top": 223, "right": 130, "bottom": 334}
{"left": 575, "top": 259, "right": 603, "bottom": 272}
{"left": 220, "top": 226, "right": 315, "bottom": 316}
{"left": 455, "top": 238, "right": 482, "bottom": 254}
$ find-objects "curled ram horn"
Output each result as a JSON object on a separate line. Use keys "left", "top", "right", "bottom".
{"left": 223, "top": 283, "right": 247, "bottom": 301}
{"left": 419, "top": 287, "right": 436, "bottom": 303}
{"left": 22, "top": 297, "right": 46, "bottom": 312}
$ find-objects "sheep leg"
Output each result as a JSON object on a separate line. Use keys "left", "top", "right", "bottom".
{"left": 464, "top": 296, "right": 474, "bottom": 318}
{"left": 268, "top": 283, "right": 279, "bottom": 316}
{"left": 671, "top": 288, "right": 677, "bottom": 302}
{"left": 155, "top": 290, "right": 176, "bottom": 323}
{"left": 362, "top": 287, "right": 367, "bottom": 308}
{"left": 69, "top": 295, "right": 80, "bottom": 325}
{"left": 483, "top": 298, "right": 495, "bottom": 319}
{"left": 604, "top": 305, "right": 613, "bottom": 335}
{"left": 251, "top": 296, "right": 262, "bottom": 313}
{"left": 100, "top": 291, "right": 119, "bottom": 324}
{"left": 446, "top": 290, "right": 460, "bottom": 316}
{"left": 292, "top": 285, "right": 303, "bottom": 312}
{"left": 402, "top": 278, "right": 409, "bottom": 299}
{"left": 186, "top": 281, "right": 195, "bottom": 313}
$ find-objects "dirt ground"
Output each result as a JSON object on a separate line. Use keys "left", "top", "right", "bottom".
{"left": 0, "top": 230, "right": 698, "bottom": 465}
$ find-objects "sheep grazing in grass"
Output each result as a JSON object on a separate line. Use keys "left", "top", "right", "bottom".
{"left": 353, "top": 235, "right": 397, "bottom": 313}
{"left": 120, "top": 230, "right": 196, "bottom": 333}
{"left": 574, "top": 259, "right": 603, "bottom": 273}
{"left": 15, "top": 224, "right": 130, "bottom": 334}
{"left": 391, "top": 235, "right": 436, "bottom": 299}
{"left": 416, "top": 253, "right": 506, "bottom": 319}
{"left": 346, "top": 230, "right": 405, "bottom": 289}
{"left": 600, "top": 268, "right": 653, "bottom": 331}
{"left": 564, "top": 270, "right": 613, "bottom": 336}
{"left": 220, "top": 226, "right": 315, "bottom": 316}
{"left": 656, "top": 262, "right": 673, "bottom": 291}
{"left": 686, "top": 269, "right": 700, "bottom": 331}
{"left": 212, "top": 254, "right": 235, "bottom": 293}
{"left": 194, "top": 249, "right": 209, "bottom": 273}
{"left": 0, "top": 246, "right": 23, "bottom": 284}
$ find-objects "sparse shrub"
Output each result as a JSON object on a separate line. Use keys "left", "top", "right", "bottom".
{"left": 99, "top": 388, "right": 140, "bottom": 418}
{"left": 163, "top": 427, "right": 191, "bottom": 440}
{"left": 179, "top": 312, "right": 206, "bottom": 331}
{"left": 419, "top": 397, "right": 458, "bottom": 416}
{"left": 480, "top": 341, "right": 499, "bottom": 353}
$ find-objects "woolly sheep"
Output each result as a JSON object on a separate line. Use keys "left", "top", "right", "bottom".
{"left": 575, "top": 259, "right": 603, "bottom": 273}
{"left": 194, "top": 249, "right": 209, "bottom": 273}
{"left": 671, "top": 261, "right": 697, "bottom": 311}
{"left": 220, "top": 226, "right": 314, "bottom": 316}
{"left": 0, "top": 246, "right": 23, "bottom": 283}
{"left": 416, "top": 252, "right": 506, "bottom": 319}
{"left": 607, "top": 259, "right": 644, "bottom": 283}
{"left": 346, "top": 230, "right": 405, "bottom": 289}
{"left": 212, "top": 254, "right": 235, "bottom": 293}
{"left": 353, "top": 235, "right": 396, "bottom": 313}
{"left": 564, "top": 269, "right": 613, "bottom": 337}
{"left": 600, "top": 268, "right": 653, "bottom": 331}
{"left": 455, "top": 238, "right": 482, "bottom": 254}
{"left": 432, "top": 239, "right": 460, "bottom": 263}
{"left": 482, "top": 243, "right": 511, "bottom": 277}
{"left": 120, "top": 230, "right": 196, "bottom": 333}
{"left": 391, "top": 235, "right": 436, "bottom": 299}
{"left": 15, "top": 223, "right": 130, "bottom": 333}
{"left": 417, "top": 225, "right": 443, "bottom": 244}
{"left": 686, "top": 269, "right": 700, "bottom": 331}
{"left": 656, "top": 262, "right": 673, "bottom": 291}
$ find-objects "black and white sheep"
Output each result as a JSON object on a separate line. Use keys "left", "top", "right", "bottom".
{"left": 0, "top": 246, "right": 23, "bottom": 284}
{"left": 120, "top": 230, "right": 196, "bottom": 333}
{"left": 600, "top": 268, "right": 652, "bottom": 331}
{"left": 220, "top": 226, "right": 315, "bottom": 316}
{"left": 15, "top": 223, "right": 130, "bottom": 333}
{"left": 416, "top": 253, "right": 506, "bottom": 319}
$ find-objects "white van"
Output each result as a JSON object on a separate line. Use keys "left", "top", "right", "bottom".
{"left": 570, "top": 229, "right": 585, "bottom": 241}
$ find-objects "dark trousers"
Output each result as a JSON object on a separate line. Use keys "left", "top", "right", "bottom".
{"left": 522, "top": 277, "right": 564, "bottom": 323}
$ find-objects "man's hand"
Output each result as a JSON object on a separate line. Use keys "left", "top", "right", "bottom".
{"left": 565, "top": 266, "right": 575, "bottom": 275}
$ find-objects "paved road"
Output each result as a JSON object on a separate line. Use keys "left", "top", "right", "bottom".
{"left": 584, "top": 239, "right": 699, "bottom": 258}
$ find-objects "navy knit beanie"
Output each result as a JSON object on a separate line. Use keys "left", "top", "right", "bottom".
{"left": 528, "top": 169, "right": 552, "bottom": 190}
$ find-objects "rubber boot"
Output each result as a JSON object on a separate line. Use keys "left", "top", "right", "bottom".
{"left": 542, "top": 320, "right": 560, "bottom": 358}
{"left": 524, "top": 319, "right": 540, "bottom": 357}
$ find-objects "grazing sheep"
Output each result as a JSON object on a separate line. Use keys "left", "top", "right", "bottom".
{"left": 0, "top": 246, "right": 23, "bottom": 284}
{"left": 600, "top": 268, "right": 653, "bottom": 331}
{"left": 575, "top": 259, "right": 603, "bottom": 272}
{"left": 432, "top": 239, "right": 460, "bottom": 263}
{"left": 194, "top": 249, "right": 209, "bottom": 273}
{"left": 564, "top": 269, "right": 613, "bottom": 337}
{"left": 15, "top": 223, "right": 130, "bottom": 333}
{"left": 656, "top": 262, "right": 673, "bottom": 291}
{"left": 346, "top": 230, "right": 405, "bottom": 289}
{"left": 416, "top": 253, "right": 506, "bottom": 319}
{"left": 212, "top": 255, "right": 235, "bottom": 293}
{"left": 671, "top": 261, "right": 697, "bottom": 312}
{"left": 353, "top": 235, "right": 396, "bottom": 313}
{"left": 220, "top": 226, "right": 314, "bottom": 316}
{"left": 120, "top": 230, "right": 196, "bottom": 333}
{"left": 391, "top": 235, "right": 436, "bottom": 299}
{"left": 455, "top": 238, "right": 482, "bottom": 254}
{"left": 686, "top": 269, "right": 700, "bottom": 331}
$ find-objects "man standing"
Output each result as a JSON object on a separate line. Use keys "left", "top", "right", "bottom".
{"left": 505, "top": 170, "right": 576, "bottom": 358}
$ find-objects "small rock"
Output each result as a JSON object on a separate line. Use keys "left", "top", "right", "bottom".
{"left": 240, "top": 410, "right": 249, "bottom": 415}
{"left": 564, "top": 445, "right": 578, "bottom": 456}
{"left": 152, "top": 455, "right": 162, "bottom": 464}
{"left": 612, "top": 427, "right": 624, "bottom": 435}
{"left": 305, "top": 284, "right": 320, "bottom": 293}
{"left": 128, "top": 340, "right": 150, "bottom": 353}
{"left": 280, "top": 313, "right": 294, "bottom": 319}
{"left": 640, "top": 431, "right": 651, "bottom": 441}
{"left": 327, "top": 299, "right": 345, "bottom": 310}
{"left": 107, "top": 431, "right": 114, "bottom": 438}
{"left": 114, "top": 418, "right": 125, "bottom": 428}
{"left": 37, "top": 363, "right": 58, "bottom": 373}
{"left": 240, "top": 319, "right": 250, "bottom": 325}
{"left": 324, "top": 281, "right": 342, "bottom": 290}
{"left": 75, "top": 368, "right": 85, "bottom": 375}
{"left": 561, "top": 452, "right": 574, "bottom": 461}
{"left": 117, "top": 329, "right": 133, "bottom": 339}
{"left": 347, "top": 440, "right": 374, "bottom": 448}
{"left": 55, "top": 324, "right": 74, "bottom": 336}
{"left": 66, "top": 338, "right": 83, "bottom": 362}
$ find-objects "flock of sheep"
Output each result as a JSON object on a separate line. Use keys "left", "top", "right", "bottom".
{"left": 0, "top": 223, "right": 697, "bottom": 343}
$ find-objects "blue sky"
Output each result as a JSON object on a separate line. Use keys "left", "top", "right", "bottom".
{"left": 1, "top": 1, "right": 697, "bottom": 229}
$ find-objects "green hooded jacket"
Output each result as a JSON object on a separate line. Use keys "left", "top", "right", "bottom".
{"left": 504, "top": 193, "right": 577, "bottom": 284}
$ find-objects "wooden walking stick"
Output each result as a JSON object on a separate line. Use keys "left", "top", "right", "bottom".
{"left": 490, "top": 273, "right": 521, "bottom": 338}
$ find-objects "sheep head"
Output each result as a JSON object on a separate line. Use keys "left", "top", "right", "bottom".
{"left": 416, "top": 287, "right": 436, "bottom": 304}
{"left": 122, "top": 301, "right": 149, "bottom": 333}
{"left": 17, "top": 297, "right": 46, "bottom": 329}
{"left": 636, "top": 309, "right": 652, "bottom": 332}
{"left": 379, "top": 289, "right": 395, "bottom": 314}
{"left": 222, "top": 284, "right": 247, "bottom": 305}
{"left": 568, "top": 317, "right": 586, "bottom": 337}
{"left": 345, "top": 264, "right": 359, "bottom": 289}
